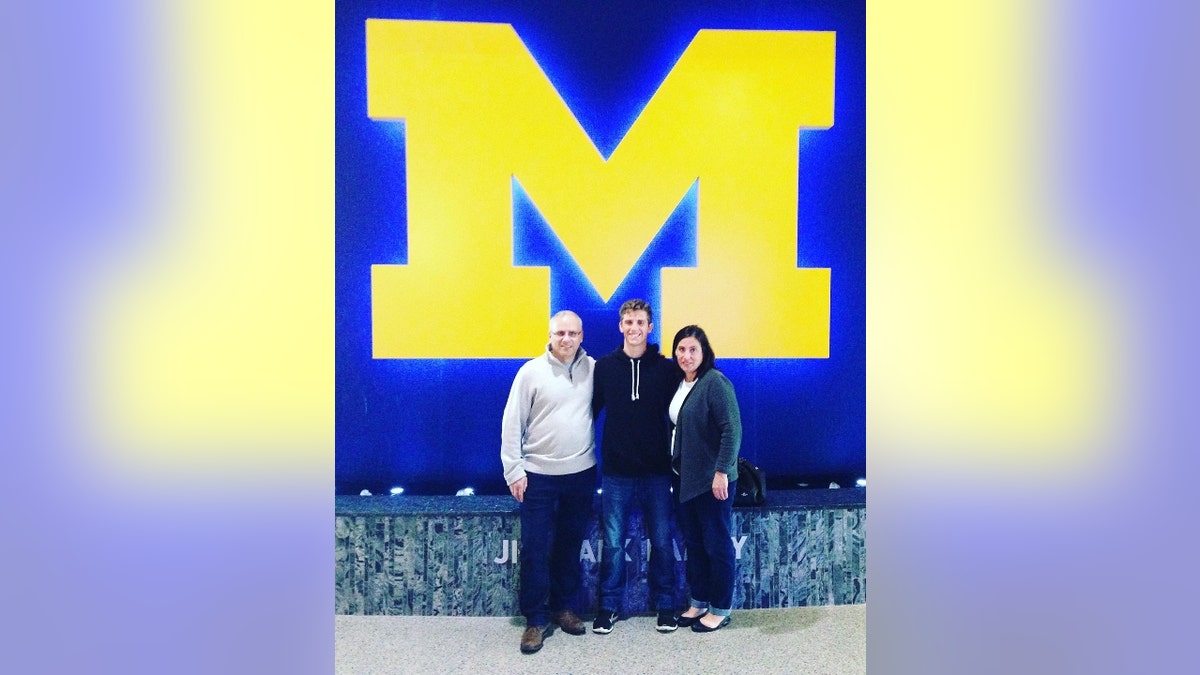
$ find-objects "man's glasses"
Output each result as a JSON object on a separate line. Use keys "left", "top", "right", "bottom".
{"left": 551, "top": 330, "right": 581, "bottom": 338}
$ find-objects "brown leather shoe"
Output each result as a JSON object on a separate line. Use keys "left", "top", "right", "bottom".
{"left": 551, "top": 609, "right": 586, "bottom": 635}
{"left": 520, "top": 625, "right": 547, "bottom": 654}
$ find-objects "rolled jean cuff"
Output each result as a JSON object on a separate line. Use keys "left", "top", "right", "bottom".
{"left": 709, "top": 607, "right": 732, "bottom": 617}
{"left": 689, "top": 600, "right": 710, "bottom": 611}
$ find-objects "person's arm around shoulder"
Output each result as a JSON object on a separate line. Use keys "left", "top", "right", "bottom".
{"left": 591, "top": 356, "right": 606, "bottom": 419}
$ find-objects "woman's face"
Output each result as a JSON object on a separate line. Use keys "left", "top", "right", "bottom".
{"left": 675, "top": 337, "right": 702, "bottom": 381}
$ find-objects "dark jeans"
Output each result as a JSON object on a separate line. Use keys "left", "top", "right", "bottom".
{"left": 676, "top": 480, "right": 736, "bottom": 613}
{"left": 597, "top": 473, "right": 676, "bottom": 613}
{"left": 519, "top": 467, "right": 597, "bottom": 626}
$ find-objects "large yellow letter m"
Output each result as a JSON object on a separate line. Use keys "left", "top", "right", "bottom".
{"left": 366, "top": 19, "right": 835, "bottom": 358}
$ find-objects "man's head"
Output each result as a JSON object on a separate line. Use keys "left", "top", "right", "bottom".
{"left": 548, "top": 310, "right": 584, "bottom": 363}
{"left": 617, "top": 299, "right": 653, "bottom": 354}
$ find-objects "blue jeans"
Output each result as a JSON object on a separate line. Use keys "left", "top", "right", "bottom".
{"left": 598, "top": 473, "right": 677, "bottom": 613}
{"left": 676, "top": 480, "right": 736, "bottom": 615}
{"left": 518, "top": 467, "right": 597, "bottom": 626}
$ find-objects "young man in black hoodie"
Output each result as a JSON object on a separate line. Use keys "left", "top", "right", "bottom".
{"left": 591, "top": 299, "right": 680, "bottom": 634}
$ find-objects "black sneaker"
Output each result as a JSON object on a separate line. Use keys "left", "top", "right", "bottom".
{"left": 592, "top": 610, "right": 618, "bottom": 634}
{"left": 656, "top": 609, "right": 678, "bottom": 632}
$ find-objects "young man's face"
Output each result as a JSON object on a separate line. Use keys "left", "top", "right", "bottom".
{"left": 619, "top": 310, "right": 653, "bottom": 349}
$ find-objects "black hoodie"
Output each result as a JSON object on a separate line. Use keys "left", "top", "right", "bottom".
{"left": 591, "top": 344, "right": 678, "bottom": 476}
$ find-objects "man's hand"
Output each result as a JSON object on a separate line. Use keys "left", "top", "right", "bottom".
{"left": 509, "top": 476, "right": 528, "bottom": 503}
{"left": 712, "top": 471, "right": 729, "bottom": 501}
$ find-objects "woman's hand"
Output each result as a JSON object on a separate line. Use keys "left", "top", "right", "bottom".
{"left": 712, "top": 471, "right": 729, "bottom": 500}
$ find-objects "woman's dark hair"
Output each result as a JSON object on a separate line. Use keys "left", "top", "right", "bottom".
{"left": 671, "top": 324, "right": 716, "bottom": 379}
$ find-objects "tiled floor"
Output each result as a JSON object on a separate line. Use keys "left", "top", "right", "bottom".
{"left": 336, "top": 604, "right": 866, "bottom": 674}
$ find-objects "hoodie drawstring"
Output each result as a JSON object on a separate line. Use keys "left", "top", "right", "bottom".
{"left": 630, "top": 358, "right": 641, "bottom": 401}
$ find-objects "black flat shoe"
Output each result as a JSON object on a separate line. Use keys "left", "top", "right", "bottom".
{"left": 691, "top": 615, "right": 731, "bottom": 632}
{"left": 675, "top": 610, "right": 708, "bottom": 628}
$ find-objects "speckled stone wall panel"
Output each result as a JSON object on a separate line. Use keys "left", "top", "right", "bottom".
{"left": 335, "top": 492, "right": 865, "bottom": 616}
{"left": 727, "top": 507, "right": 868, "bottom": 609}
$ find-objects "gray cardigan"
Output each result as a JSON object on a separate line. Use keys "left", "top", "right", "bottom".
{"left": 672, "top": 368, "right": 742, "bottom": 503}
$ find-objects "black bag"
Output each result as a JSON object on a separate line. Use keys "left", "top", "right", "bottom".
{"left": 733, "top": 457, "right": 767, "bottom": 506}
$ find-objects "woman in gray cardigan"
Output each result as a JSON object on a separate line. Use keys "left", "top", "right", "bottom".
{"left": 668, "top": 325, "right": 742, "bottom": 632}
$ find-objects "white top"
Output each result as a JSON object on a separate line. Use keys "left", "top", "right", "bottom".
{"left": 668, "top": 379, "right": 697, "bottom": 463}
